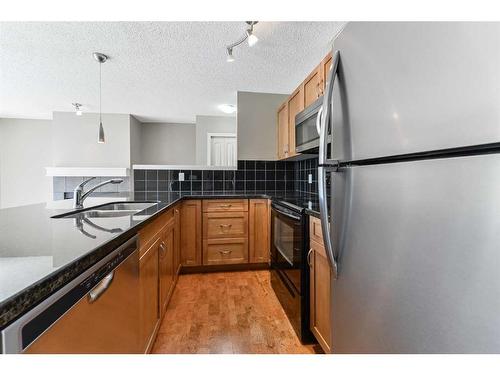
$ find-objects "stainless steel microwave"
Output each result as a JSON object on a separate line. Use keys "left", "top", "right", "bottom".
{"left": 295, "top": 96, "right": 331, "bottom": 154}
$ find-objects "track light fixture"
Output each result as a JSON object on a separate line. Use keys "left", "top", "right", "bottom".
{"left": 225, "top": 21, "right": 258, "bottom": 62}
{"left": 226, "top": 47, "right": 235, "bottom": 62}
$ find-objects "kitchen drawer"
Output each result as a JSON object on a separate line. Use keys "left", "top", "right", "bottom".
{"left": 202, "top": 199, "right": 248, "bottom": 212}
{"left": 203, "top": 212, "right": 248, "bottom": 239}
{"left": 309, "top": 216, "right": 324, "bottom": 246}
{"left": 203, "top": 238, "right": 249, "bottom": 265}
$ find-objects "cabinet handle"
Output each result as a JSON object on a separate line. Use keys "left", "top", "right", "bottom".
{"left": 219, "top": 249, "right": 232, "bottom": 255}
{"left": 159, "top": 242, "right": 166, "bottom": 257}
{"left": 219, "top": 204, "right": 232, "bottom": 209}
{"left": 307, "top": 248, "right": 313, "bottom": 266}
{"left": 219, "top": 223, "right": 232, "bottom": 230}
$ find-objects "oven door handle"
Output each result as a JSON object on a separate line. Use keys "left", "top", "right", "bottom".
{"left": 271, "top": 205, "right": 302, "bottom": 221}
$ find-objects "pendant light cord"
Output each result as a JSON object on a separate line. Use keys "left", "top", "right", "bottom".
{"left": 99, "top": 61, "right": 102, "bottom": 124}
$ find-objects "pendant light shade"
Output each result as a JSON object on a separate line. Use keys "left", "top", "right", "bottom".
{"left": 93, "top": 52, "right": 108, "bottom": 144}
{"left": 98, "top": 121, "right": 105, "bottom": 143}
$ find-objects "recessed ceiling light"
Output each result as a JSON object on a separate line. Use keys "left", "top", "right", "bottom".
{"left": 218, "top": 104, "right": 237, "bottom": 114}
{"left": 72, "top": 103, "right": 83, "bottom": 116}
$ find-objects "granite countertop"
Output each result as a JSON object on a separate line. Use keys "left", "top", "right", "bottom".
{"left": 0, "top": 192, "right": 319, "bottom": 330}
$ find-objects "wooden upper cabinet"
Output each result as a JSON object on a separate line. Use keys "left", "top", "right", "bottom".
{"left": 320, "top": 52, "right": 333, "bottom": 92}
{"left": 277, "top": 102, "right": 288, "bottom": 159}
{"left": 287, "top": 86, "right": 304, "bottom": 158}
{"left": 249, "top": 199, "right": 270, "bottom": 263}
{"left": 180, "top": 200, "right": 202, "bottom": 266}
{"left": 304, "top": 66, "right": 322, "bottom": 108}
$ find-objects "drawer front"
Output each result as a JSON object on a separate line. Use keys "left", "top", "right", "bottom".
{"left": 203, "top": 199, "right": 248, "bottom": 212}
{"left": 309, "top": 216, "right": 324, "bottom": 246}
{"left": 203, "top": 238, "right": 249, "bottom": 265}
{"left": 203, "top": 212, "right": 248, "bottom": 239}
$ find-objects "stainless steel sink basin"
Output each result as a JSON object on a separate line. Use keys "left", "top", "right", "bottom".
{"left": 52, "top": 201, "right": 158, "bottom": 219}
{"left": 92, "top": 202, "right": 157, "bottom": 212}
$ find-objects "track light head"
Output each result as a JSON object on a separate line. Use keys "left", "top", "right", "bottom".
{"left": 226, "top": 48, "right": 235, "bottom": 62}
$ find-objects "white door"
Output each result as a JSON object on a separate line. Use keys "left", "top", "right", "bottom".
{"left": 209, "top": 135, "right": 237, "bottom": 167}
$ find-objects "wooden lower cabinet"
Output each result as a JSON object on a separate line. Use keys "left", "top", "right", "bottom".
{"left": 180, "top": 200, "right": 202, "bottom": 266}
{"left": 203, "top": 237, "right": 249, "bottom": 265}
{"left": 249, "top": 199, "right": 270, "bottom": 263}
{"left": 159, "top": 220, "right": 175, "bottom": 317}
{"left": 139, "top": 237, "right": 160, "bottom": 353}
{"left": 309, "top": 217, "right": 332, "bottom": 353}
{"left": 203, "top": 211, "right": 248, "bottom": 239}
{"left": 174, "top": 206, "right": 181, "bottom": 280}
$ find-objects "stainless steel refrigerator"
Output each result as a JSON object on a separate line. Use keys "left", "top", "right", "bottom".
{"left": 317, "top": 22, "right": 500, "bottom": 353}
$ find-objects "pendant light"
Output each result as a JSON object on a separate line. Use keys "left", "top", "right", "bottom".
{"left": 93, "top": 52, "right": 108, "bottom": 144}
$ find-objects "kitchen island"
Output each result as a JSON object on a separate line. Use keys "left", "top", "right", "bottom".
{"left": 0, "top": 192, "right": 320, "bottom": 336}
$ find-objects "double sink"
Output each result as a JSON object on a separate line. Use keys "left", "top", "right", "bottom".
{"left": 52, "top": 202, "right": 158, "bottom": 219}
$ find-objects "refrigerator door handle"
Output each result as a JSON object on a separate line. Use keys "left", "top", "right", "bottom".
{"left": 319, "top": 166, "right": 338, "bottom": 278}
{"left": 319, "top": 50, "right": 340, "bottom": 276}
{"left": 319, "top": 50, "right": 339, "bottom": 166}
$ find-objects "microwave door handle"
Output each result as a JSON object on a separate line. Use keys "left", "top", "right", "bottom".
{"left": 316, "top": 106, "right": 323, "bottom": 136}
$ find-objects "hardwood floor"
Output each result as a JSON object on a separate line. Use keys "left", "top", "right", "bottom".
{"left": 152, "top": 270, "right": 322, "bottom": 354}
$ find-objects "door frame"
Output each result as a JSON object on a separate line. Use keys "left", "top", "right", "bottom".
{"left": 206, "top": 132, "right": 237, "bottom": 166}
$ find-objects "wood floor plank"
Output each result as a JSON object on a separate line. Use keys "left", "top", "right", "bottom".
{"left": 151, "top": 270, "right": 322, "bottom": 354}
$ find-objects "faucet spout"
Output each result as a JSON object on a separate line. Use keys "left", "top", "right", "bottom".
{"left": 73, "top": 177, "right": 124, "bottom": 209}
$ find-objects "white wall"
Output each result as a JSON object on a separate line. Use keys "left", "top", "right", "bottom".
{"left": 237, "top": 91, "right": 289, "bottom": 161}
{"left": 51, "top": 111, "right": 132, "bottom": 168}
{"left": 0, "top": 118, "right": 52, "bottom": 208}
{"left": 129, "top": 115, "right": 142, "bottom": 165}
{"left": 195, "top": 115, "right": 237, "bottom": 165}
{"left": 140, "top": 122, "right": 196, "bottom": 165}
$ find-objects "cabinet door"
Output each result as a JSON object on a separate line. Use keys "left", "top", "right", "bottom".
{"left": 287, "top": 86, "right": 304, "bottom": 157}
{"left": 159, "top": 222, "right": 175, "bottom": 315}
{"left": 249, "top": 199, "right": 270, "bottom": 263}
{"left": 309, "top": 239, "right": 332, "bottom": 353}
{"left": 180, "top": 200, "right": 202, "bottom": 266}
{"left": 277, "top": 103, "right": 288, "bottom": 159}
{"left": 321, "top": 52, "right": 333, "bottom": 92}
{"left": 139, "top": 237, "right": 160, "bottom": 352}
{"left": 174, "top": 206, "right": 181, "bottom": 279}
{"left": 303, "top": 66, "right": 322, "bottom": 107}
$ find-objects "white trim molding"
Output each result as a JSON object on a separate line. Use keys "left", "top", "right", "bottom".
{"left": 132, "top": 164, "right": 237, "bottom": 171}
{"left": 45, "top": 167, "right": 130, "bottom": 177}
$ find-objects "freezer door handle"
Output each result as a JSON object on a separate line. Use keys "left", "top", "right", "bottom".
{"left": 316, "top": 106, "right": 323, "bottom": 136}
{"left": 319, "top": 50, "right": 339, "bottom": 166}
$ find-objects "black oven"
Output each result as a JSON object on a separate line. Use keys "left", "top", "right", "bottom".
{"left": 270, "top": 201, "right": 315, "bottom": 344}
{"left": 295, "top": 96, "right": 332, "bottom": 154}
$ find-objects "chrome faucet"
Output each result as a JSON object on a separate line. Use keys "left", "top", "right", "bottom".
{"left": 73, "top": 177, "right": 124, "bottom": 209}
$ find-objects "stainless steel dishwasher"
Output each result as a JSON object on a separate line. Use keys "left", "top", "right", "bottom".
{"left": 1, "top": 235, "right": 140, "bottom": 354}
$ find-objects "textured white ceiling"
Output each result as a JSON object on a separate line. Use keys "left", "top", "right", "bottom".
{"left": 0, "top": 22, "right": 345, "bottom": 123}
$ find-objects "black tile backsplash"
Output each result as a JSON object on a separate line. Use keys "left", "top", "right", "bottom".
{"left": 134, "top": 160, "right": 301, "bottom": 195}
{"left": 294, "top": 157, "right": 319, "bottom": 195}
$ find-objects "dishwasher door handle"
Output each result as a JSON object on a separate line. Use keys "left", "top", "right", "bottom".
{"left": 88, "top": 271, "right": 115, "bottom": 303}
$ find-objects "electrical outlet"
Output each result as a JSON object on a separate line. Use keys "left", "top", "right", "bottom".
{"left": 308, "top": 174, "right": 313, "bottom": 184}
{"left": 179, "top": 172, "right": 185, "bottom": 181}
